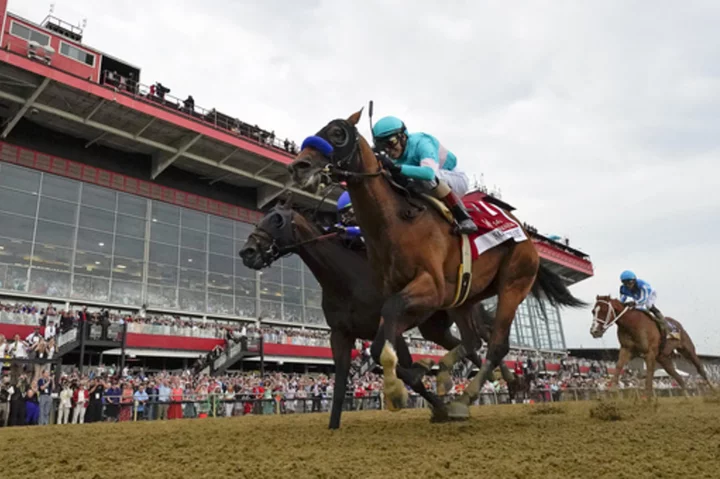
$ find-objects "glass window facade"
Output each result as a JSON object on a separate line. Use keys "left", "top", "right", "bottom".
{"left": 0, "top": 162, "right": 569, "bottom": 350}
{"left": 482, "top": 295, "right": 566, "bottom": 351}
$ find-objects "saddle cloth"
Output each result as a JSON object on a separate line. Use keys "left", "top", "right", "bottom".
{"left": 465, "top": 200, "right": 528, "bottom": 259}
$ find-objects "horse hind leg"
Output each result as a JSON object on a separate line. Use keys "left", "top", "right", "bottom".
{"left": 448, "top": 280, "right": 533, "bottom": 419}
{"left": 656, "top": 356, "right": 689, "bottom": 397}
{"left": 677, "top": 341, "right": 714, "bottom": 391}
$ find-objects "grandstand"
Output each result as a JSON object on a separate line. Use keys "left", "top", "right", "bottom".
{"left": 0, "top": 6, "right": 594, "bottom": 374}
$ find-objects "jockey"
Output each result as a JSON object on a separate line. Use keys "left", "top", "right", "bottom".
{"left": 336, "top": 191, "right": 362, "bottom": 238}
{"left": 371, "top": 116, "right": 479, "bottom": 235}
{"left": 619, "top": 270, "right": 672, "bottom": 339}
{"left": 334, "top": 191, "right": 364, "bottom": 249}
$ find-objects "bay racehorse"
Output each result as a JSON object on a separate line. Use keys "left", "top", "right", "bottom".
{"left": 590, "top": 295, "right": 713, "bottom": 397}
{"left": 239, "top": 200, "right": 521, "bottom": 427}
{"left": 287, "top": 109, "right": 586, "bottom": 420}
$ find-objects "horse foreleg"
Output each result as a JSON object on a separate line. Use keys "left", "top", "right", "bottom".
{"left": 611, "top": 348, "right": 632, "bottom": 391}
{"left": 328, "top": 330, "right": 354, "bottom": 429}
{"left": 643, "top": 354, "right": 657, "bottom": 400}
{"left": 393, "top": 336, "right": 449, "bottom": 422}
{"left": 372, "top": 273, "right": 442, "bottom": 412}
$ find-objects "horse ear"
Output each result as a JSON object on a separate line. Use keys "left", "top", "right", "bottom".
{"left": 347, "top": 108, "right": 364, "bottom": 126}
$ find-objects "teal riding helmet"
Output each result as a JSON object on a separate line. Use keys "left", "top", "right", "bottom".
{"left": 372, "top": 116, "right": 407, "bottom": 141}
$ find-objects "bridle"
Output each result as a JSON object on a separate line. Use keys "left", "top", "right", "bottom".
{"left": 247, "top": 209, "right": 340, "bottom": 268}
{"left": 592, "top": 299, "right": 631, "bottom": 335}
{"left": 301, "top": 119, "right": 384, "bottom": 184}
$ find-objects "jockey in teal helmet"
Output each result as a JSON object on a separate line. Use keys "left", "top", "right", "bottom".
{"left": 619, "top": 270, "right": 674, "bottom": 341}
{"left": 372, "top": 116, "right": 478, "bottom": 235}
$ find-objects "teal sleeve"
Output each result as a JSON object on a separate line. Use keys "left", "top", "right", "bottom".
{"left": 400, "top": 164, "right": 436, "bottom": 181}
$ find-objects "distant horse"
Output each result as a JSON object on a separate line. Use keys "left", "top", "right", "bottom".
{"left": 239, "top": 200, "right": 514, "bottom": 427}
{"left": 287, "top": 109, "right": 586, "bottom": 420}
{"left": 590, "top": 295, "right": 713, "bottom": 397}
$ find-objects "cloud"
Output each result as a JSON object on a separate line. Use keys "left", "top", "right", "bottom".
{"left": 13, "top": 0, "right": 720, "bottom": 353}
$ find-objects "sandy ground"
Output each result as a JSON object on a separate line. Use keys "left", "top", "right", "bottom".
{"left": 1, "top": 398, "right": 719, "bottom": 479}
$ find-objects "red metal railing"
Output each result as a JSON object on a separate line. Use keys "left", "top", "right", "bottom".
{"left": 100, "top": 71, "right": 299, "bottom": 157}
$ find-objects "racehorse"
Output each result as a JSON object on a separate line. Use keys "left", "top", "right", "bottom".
{"left": 287, "top": 109, "right": 586, "bottom": 420}
{"left": 238, "top": 200, "right": 522, "bottom": 427}
{"left": 590, "top": 295, "right": 714, "bottom": 397}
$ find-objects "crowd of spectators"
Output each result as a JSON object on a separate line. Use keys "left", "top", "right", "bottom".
{"left": 101, "top": 71, "right": 299, "bottom": 156}
{"left": 3, "top": 360, "right": 714, "bottom": 429}
{"left": 2, "top": 299, "right": 719, "bottom": 428}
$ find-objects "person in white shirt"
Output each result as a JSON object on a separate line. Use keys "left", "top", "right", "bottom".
{"left": 58, "top": 382, "right": 73, "bottom": 424}
{"left": 0, "top": 334, "right": 6, "bottom": 377}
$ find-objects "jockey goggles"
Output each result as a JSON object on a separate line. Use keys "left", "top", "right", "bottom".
{"left": 376, "top": 134, "right": 401, "bottom": 151}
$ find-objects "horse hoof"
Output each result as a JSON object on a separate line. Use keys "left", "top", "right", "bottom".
{"left": 447, "top": 401, "right": 470, "bottom": 421}
{"left": 384, "top": 378, "right": 408, "bottom": 412}
{"left": 430, "top": 407, "right": 450, "bottom": 423}
{"left": 436, "top": 370, "right": 453, "bottom": 396}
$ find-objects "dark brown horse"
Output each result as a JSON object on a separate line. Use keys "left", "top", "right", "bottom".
{"left": 590, "top": 295, "right": 714, "bottom": 397}
{"left": 239, "top": 201, "right": 506, "bottom": 426}
{"left": 287, "top": 109, "right": 586, "bottom": 420}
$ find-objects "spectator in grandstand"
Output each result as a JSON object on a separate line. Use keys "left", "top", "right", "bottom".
{"left": 57, "top": 381, "right": 73, "bottom": 425}
{"left": 0, "top": 376, "right": 11, "bottom": 426}
{"left": 72, "top": 381, "right": 89, "bottom": 424}
{"left": 119, "top": 382, "right": 134, "bottom": 421}
{"left": 36, "top": 370, "right": 53, "bottom": 425}
{"left": 157, "top": 379, "right": 171, "bottom": 420}
{"left": 104, "top": 380, "right": 121, "bottom": 422}
{"left": 134, "top": 385, "right": 149, "bottom": 420}
{"left": 0, "top": 334, "right": 6, "bottom": 377}
{"left": 8, "top": 334, "right": 27, "bottom": 383}
{"left": 24, "top": 388, "right": 39, "bottom": 425}
{"left": 86, "top": 377, "right": 105, "bottom": 423}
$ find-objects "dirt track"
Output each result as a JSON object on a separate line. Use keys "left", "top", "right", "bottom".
{"left": 1, "top": 398, "right": 719, "bottom": 479}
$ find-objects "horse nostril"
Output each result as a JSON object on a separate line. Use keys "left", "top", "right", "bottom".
{"left": 289, "top": 159, "right": 311, "bottom": 175}
{"left": 239, "top": 247, "right": 255, "bottom": 260}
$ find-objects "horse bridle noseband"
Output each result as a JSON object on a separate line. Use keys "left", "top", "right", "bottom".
{"left": 593, "top": 299, "right": 631, "bottom": 334}
{"left": 304, "top": 119, "right": 384, "bottom": 183}
{"left": 248, "top": 209, "right": 339, "bottom": 268}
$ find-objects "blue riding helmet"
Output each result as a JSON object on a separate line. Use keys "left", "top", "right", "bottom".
{"left": 337, "top": 191, "right": 352, "bottom": 212}
{"left": 620, "top": 270, "right": 636, "bottom": 282}
{"left": 372, "top": 116, "right": 407, "bottom": 140}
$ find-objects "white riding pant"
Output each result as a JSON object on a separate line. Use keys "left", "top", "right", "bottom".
{"left": 628, "top": 291, "right": 657, "bottom": 311}
{"left": 421, "top": 169, "right": 470, "bottom": 197}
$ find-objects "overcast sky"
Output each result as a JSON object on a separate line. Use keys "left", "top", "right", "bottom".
{"left": 13, "top": 1, "right": 720, "bottom": 353}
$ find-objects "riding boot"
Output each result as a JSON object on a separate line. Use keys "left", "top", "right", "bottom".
{"left": 432, "top": 181, "right": 478, "bottom": 235}
{"left": 651, "top": 307, "right": 671, "bottom": 338}
{"left": 650, "top": 307, "right": 673, "bottom": 356}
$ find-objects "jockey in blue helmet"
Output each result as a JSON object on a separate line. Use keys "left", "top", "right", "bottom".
{"left": 619, "top": 270, "right": 673, "bottom": 339}
{"left": 336, "top": 191, "right": 362, "bottom": 239}
{"left": 371, "top": 116, "right": 478, "bottom": 235}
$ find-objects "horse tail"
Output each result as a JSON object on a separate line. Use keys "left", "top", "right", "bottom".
{"left": 531, "top": 262, "right": 588, "bottom": 308}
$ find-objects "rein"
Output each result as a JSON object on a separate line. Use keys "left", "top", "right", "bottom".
{"left": 593, "top": 300, "right": 631, "bottom": 334}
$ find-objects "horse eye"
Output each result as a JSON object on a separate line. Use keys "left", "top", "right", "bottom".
{"left": 271, "top": 213, "right": 284, "bottom": 228}
{"left": 329, "top": 126, "right": 347, "bottom": 146}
